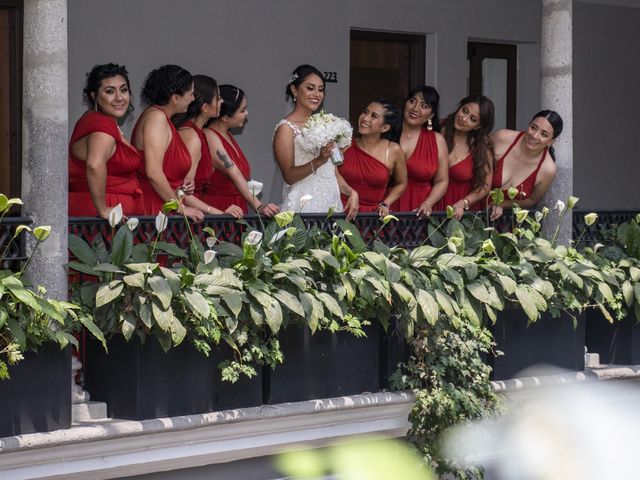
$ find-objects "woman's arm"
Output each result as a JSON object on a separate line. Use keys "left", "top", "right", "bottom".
{"left": 178, "top": 127, "right": 201, "bottom": 195}
{"left": 451, "top": 150, "right": 493, "bottom": 219}
{"left": 273, "top": 123, "right": 333, "bottom": 185}
{"left": 83, "top": 132, "right": 116, "bottom": 220}
{"left": 204, "top": 129, "right": 279, "bottom": 217}
{"left": 335, "top": 169, "right": 359, "bottom": 221}
{"left": 417, "top": 132, "right": 449, "bottom": 218}
{"left": 379, "top": 143, "right": 407, "bottom": 216}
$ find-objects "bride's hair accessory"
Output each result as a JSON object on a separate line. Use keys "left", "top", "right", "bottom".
{"left": 289, "top": 72, "right": 299, "bottom": 84}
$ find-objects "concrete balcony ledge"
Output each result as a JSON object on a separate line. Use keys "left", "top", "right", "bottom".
{"left": 0, "top": 391, "right": 415, "bottom": 480}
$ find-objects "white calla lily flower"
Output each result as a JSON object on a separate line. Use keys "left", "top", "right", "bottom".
{"left": 155, "top": 211, "right": 168, "bottom": 233}
{"left": 245, "top": 230, "right": 263, "bottom": 246}
{"left": 203, "top": 249, "right": 217, "bottom": 264}
{"left": 247, "top": 180, "right": 263, "bottom": 197}
{"left": 108, "top": 203, "right": 123, "bottom": 227}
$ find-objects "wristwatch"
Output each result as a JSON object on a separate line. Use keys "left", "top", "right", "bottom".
{"left": 463, "top": 198, "right": 470, "bottom": 210}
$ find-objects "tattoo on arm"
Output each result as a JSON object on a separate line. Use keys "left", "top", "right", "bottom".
{"left": 216, "top": 149, "right": 235, "bottom": 169}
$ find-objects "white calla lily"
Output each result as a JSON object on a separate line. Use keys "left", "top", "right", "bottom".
{"left": 203, "top": 249, "right": 217, "bottom": 264}
{"left": 245, "top": 230, "right": 263, "bottom": 246}
{"left": 206, "top": 236, "right": 216, "bottom": 248}
{"left": 108, "top": 203, "right": 123, "bottom": 227}
{"left": 299, "top": 194, "right": 313, "bottom": 210}
{"left": 126, "top": 217, "right": 139, "bottom": 231}
{"left": 155, "top": 211, "right": 168, "bottom": 233}
{"left": 247, "top": 180, "right": 263, "bottom": 197}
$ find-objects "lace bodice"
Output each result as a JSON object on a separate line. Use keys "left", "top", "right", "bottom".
{"left": 275, "top": 119, "right": 342, "bottom": 213}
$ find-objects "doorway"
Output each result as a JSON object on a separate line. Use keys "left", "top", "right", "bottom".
{"left": 350, "top": 30, "right": 425, "bottom": 130}
{"left": 468, "top": 42, "right": 517, "bottom": 130}
{"left": 0, "top": 0, "right": 22, "bottom": 199}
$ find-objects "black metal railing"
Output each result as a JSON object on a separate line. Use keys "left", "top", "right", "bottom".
{"left": 0, "top": 216, "right": 32, "bottom": 271}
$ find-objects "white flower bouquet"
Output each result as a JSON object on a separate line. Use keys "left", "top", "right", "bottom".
{"left": 298, "top": 111, "right": 352, "bottom": 166}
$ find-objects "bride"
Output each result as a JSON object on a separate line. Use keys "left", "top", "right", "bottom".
{"left": 273, "top": 64, "right": 358, "bottom": 219}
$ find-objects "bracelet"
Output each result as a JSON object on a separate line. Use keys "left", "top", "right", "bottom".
{"left": 256, "top": 204, "right": 266, "bottom": 213}
{"left": 310, "top": 160, "right": 316, "bottom": 175}
{"left": 206, "top": 206, "right": 211, "bottom": 215}
{"left": 378, "top": 202, "right": 389, "bottom": 209}
{"left": 463, "top": 198, "right": 470, "bottom": 211}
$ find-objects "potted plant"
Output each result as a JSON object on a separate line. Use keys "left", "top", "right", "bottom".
{"left": 0, "top": 194, "right": 94, "bottom": 437}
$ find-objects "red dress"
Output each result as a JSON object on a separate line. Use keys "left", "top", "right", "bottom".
{"left": 202, "top": 129, "right": 250, "bottom": 213}
{"left": 338, "top": 141, "right": 390, "bottom": 212}
{"left": 181, "top": 121, "right": 214, "bottom": 197}
{"left": 436, "top": 154, "right": 482, "bottom": 211}
{"left": 492, "top": 131, "right": 548, "bottom": 202}
{"left": 392, "top": 129, "right": 439, "bottom": 211}
{"left": 132, "top": 106, "right": 192, "bottom": 215}
{"left": 68, "top": 111, "right": 144, "bottom": 216}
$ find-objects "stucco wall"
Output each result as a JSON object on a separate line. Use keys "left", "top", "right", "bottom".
{"left": 574, "top": 2, "right": 640, "bottom": 209}
{"left": 67, "top": 0, "right": 541, "bottom": 204}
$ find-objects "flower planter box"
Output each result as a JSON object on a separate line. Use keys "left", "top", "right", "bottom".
{"left": 585, "top": 310, "right": 640, "bottom": 365}
{"left": 263, "top": 324, "right": 381, "bottom": 404}
{"left": 0, "top": 343, "right": 71, "bottom": 438}
{"left": 489, "top": 310, "right": 585, "bottom": 380}
{"left": 83, "top": 335, "right": 262, "bottom": 420}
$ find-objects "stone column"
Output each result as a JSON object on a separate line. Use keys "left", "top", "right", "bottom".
{"left": 21, "top": 0, "right": 68, "bottom": 298}
{"left": 540, "top": 0, "right": 573, "bottom": 244}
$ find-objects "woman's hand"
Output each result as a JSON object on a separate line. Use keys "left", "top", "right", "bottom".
{"left": 452, "top": 201, "right": 465, "bottom": 220}
{"left": 181, "top": 178, "right": 195, "bottom": 196}
{"left": 224, "top": 205, "right": 244, "bottom": 218}
{"left": 257, "top": 203, "right": 280, "bottom": 217}
{"left": 490, "top": 204, "right": 503, "bottom": 221}
{"left": 318, "top": 141, "right": 336, "bottom": 165}
{"left": 181, "top": 205, "right": 204, "bottom": 223}
{"left": 344, "top": 190, "right": 359, "bottom": 221}
{"left": 377, "top": 202, "right": 390, "bottom": 219}
{"left": 415, "top": 201, "right": 432, "bottom": 219}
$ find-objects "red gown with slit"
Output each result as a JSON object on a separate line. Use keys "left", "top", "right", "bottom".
{"left": 492, "top": 131, "right": 548, "bottom": 202}
{"left": 132, "top": 106, "right": 192, "bottom": 215}
{"left": 68, "top": 111, "right": 144, "bottom": 216}
{"left": 392, "top": 129, "right": 439, "bottom": 211}
{"left": 338, "top": 141, "right": 390, "bottom": 212}
{"left": 202, "top": 129, "right": 250, "bottom": 213}
{"left": 436, "top": 154, "right": 482, "bottom": 211}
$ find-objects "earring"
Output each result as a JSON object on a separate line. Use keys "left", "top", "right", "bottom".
{"left": 427, "top": 118, "right": 433, "bottom": 131}
{"left": 293, "top": 96, "right": 297, "bottom": 103}
{"left": 94, "top": 99, "right": 98, "bottom": 112}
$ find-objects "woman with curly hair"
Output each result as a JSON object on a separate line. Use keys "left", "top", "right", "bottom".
{"left": 437, "top": 95, "right": 495, "bottom": 218}
{"left": 69, "top": 63, "right": 144, "bottom": 218}
{"left": 131, "top": 64, "right": 205, "bottom": 221}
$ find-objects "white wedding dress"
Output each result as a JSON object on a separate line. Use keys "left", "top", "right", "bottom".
{"left": 276, "top": 119, "right": 342, "bottom": 213}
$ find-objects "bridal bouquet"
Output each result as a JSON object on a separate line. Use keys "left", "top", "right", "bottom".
{"left": 298, "top": 111, "right": 352, "bottom": 166}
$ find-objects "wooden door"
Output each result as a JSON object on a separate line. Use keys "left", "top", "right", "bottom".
{"left": 350, "top": 31, "right": 425, "bottom": 131}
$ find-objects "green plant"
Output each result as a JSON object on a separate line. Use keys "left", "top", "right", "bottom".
{"left": 0, "top": 194, "right": 91, "bottom": 379}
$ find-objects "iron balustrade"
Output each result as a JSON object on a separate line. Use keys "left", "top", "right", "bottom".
{"left": 0, "top": 216, "right": 32, "bottom": 271}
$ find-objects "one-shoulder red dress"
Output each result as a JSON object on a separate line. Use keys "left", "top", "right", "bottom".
{"left": 338, "top": 141, "right": 390, "bottom": 212}
{"left": 202, "top": 129, "right": 250, "bottom": 213}
{"left": 68, "top": 111, "right": 144, "bottom": 216}
{"left": 436, "top": 154, "right": 482, "bottom": 211}
{"left": 132, "top": 106, "right": 192, "bottom": 215}
{"left": 181, "top": 120, "right": 214, "bottom": 198}
{"left": 492, "top": 131, "right": 548, "bottom": 202}
{"left": 392, "top": 129, "right": 439, "bottom": 211}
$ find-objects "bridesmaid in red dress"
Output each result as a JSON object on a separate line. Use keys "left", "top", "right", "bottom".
{"left": 204, "top": 85, "right": 279, "bottom": 216}
{"left": 392, "top": 86, "right": 449, "bottom": 218}
{"left": 489, "top": 110, "right": 562, "bottom": 220}
{"left": 173, "top": 76, "right": 243, "bottom": 218}
{"left": 437, "top": 95, "right": 495, "bottom": 218}
{"left": 338, "top": 99, "right": 406, "bottom": 216}
{"left": 131, "top": 65, "right": 206, "bottom": 222}
{"left": 69, "top": 63, "right": 143, "bottom": 218}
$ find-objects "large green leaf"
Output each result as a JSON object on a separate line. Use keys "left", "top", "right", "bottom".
{"left": 160, "top": 267, "right": 182, "bottom": 294}
{"left": 139, "top": 297, "right": 153, "bottom": 329}
{"left": 597, "top": 283, "right": 615, "bottom": 304}
{"left": 515, "top": 286, "right": 539, "bottom": 322}
{"left": 310, "top": 249, "right": 340, "bottom": 270}
{"left": 184, "top": 288, "right": 211, "bottom": 319}
{"left": 466, "top": 281, "right": 492, "bottom": 304}
{"left": 154, "top": 241, "right": 188, "bottom": 258}
{"left": 111, "top": 226, "right": 133, "bottom": 266}
{"left": 622, "top": 281, "right": 634, "bottom": 307}
{"left": 6, "top": 318, "right": 26, "bottom": 347}
{"left": 334, "top": 219, "right": 367, "bottom": 252}
{"left": 170, "top": 317, "right": 187, "bottom": 345}
{"left": 148, "top": 276, "right": 172, "bottom": 309}
{"left": 273, "top": 289, "right": 305, "bottom": 317}
{"left": 416, "top": 289, "right": 439, "bottom": 325}
{"left": 222, "top": 291, "right": 243, "bottom": 318}
{"left": 93, "top": 263, "right": 125, "bottom": 274}
{"left": 121, "top": 312, "right": 136, "bottom": 341}
{"left": 66, "top": 261, "right": 100, "bottom": 276}
{"left": 68, "top": 233, "right": 98, "bottom": 266}
{"left": 435, "top": 290, "right": 456, "bottom": 317}
{"left": 151, "top": 300, "right": 173, "bottom": 331}
{"left": 496, "top": 274, "right": 517, "bottom": 295}
{"left": 317, "top": 292, "right": 343, "bottom": 318}
{"left": 265, "top": 299, "right": 283, "bottom": 334}
{"left": 635, "top": 283, "right": 640, "bottom": 307}
{"left": 78, "top": 313, "right": 106, "bottom": 350}
{"left": 96, "top": 281, "right": 124, "bottom": 308}
{"left": 300, "top": 292, "right": 323, "bottom": 333}
{"left": 409, "top": 245, "right": 439, "bottom": 265}
{"left": 123, "top": 272, "right": 145, "bottom": 288}
{"left": 249, "top": 300, "right": 264, "bottom": 326}
{"left": 6, "top": 284, "right": 41, "bottom": 312}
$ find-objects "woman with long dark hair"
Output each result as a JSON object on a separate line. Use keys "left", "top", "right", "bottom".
{"left": 173, "top": 76, "right": 243, "bottom": 217}
{"left": 437, "top": 95, "right": 495, "bottom": 218}
{"left": 489, "top": 110, "right": 562, "bottom": 220}
{"left": 338, "top": 99, "right": 406, "bottom": 216}
{"left": 69, "top": 63, "right": 143, "bottom": 218}
{"left": 392, "top": 85, "right": 449, "bottom": 218}
{"left": 131, "top": 64, "right": 204, "bottom": 221}
{"left": 204, "top": 84, "right": 279, "bottom": 216}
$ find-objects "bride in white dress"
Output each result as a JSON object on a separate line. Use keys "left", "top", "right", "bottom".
{"left": 273, "top": 64, "right": 359, "bottom": 219}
